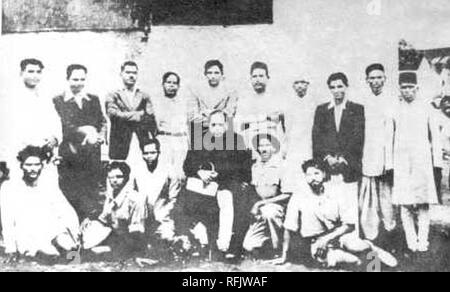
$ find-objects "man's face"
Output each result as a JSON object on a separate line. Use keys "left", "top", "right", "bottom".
{"left": 205, "top": 65, "right": 223, "bottom": 88}
{"left": 108, "top": 168, "right": 127, "bottom": 192}
{"left": 400, "top": 83, "right": 418, "bottom": 103}
{"left": 68, "top": 69, "right": 87, "bottom": 95}
{"left": 142, "top": 144, "right": 160, "bottom": 166}
{"left": 258, "top": 138, "right": 275, "bottom": 162}
{"left": 367, "top": 70, "right": 386, "bottom": 95}
{"left": 251, "top": 68, "right": 269, "bottom": 94}
{"left": 305, "top": 166, "right": 325, "bottom": 193}
{"left": 21, "top": 64, "right": 42, "bottom": 89}
{"left": 293, "top": 81, "right": 309, "bottom": 98}
{"left": 22, "top": 156, "right": 43, "bottom": 182}
{"left": 121, "top": 65, "right": 138, "bottom": 88}
{"left": 209, "top": 113, "right": 227, "bottom": 138}
{"left": 329, "top": 79, "right": 347, "bottom": 104}
{"left": 163, "top": 74, "right": 180, "bottom": 98}
{"left": 442, "top": 99, "right": 450, "bottom": 118}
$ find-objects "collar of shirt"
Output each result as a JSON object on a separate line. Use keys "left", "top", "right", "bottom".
{"left": 327, "top": 98, "right": 348, "bottom": 110}
{"left": 106, "top": 181, "right": 135, "bottom": 210}
{"left": 255, "top": 155, "right": 282, "bottom": 169}
{"left": 63, "top": 90, "right": 90, "bottom": 103}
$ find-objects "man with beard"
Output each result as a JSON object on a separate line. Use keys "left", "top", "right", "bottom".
{"left": 53, "top": 64, "right": 107, "bottom": 220}
{"left": 271, "top": 159, "right": 397, "bottom": 269}
{"left": 1, "top": 146, "right": 79, "bottom": 263}
{"left": 235, "top": 62, "right": 287, "bottom": 158}
{"left": 242, "top": 134, "right": 291, "bottom": 256}
{"left": 106, "top": 61, "right": 157, "bottom": 161}
{"left": 153, "top": 72, "right": 189, "bottom": 177}
{"left": 358, "top": 64, "right": 396, "bottom": 241}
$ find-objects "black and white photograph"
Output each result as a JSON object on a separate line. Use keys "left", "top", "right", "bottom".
{"left": 0, "top": 0, "right": 450, "bottom": 274}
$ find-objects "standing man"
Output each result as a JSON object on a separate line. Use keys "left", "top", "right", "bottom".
{"left": 1, "top": 58, "right": 61, "bottom": 179}
{"left": 54, "top": 64, "right": 107, "bottom": 220}
{"left": 235, "top": 62, "right": 288, "bottom": 157}
{"left": 153, "top": 72, "right": 189, "bottom": 177}
{"left": 312, "top": 72, "right": 365, "bottom": 184}
{"left": 393, "top": 72, "right": 442, "bottom": 253}
{"left": 106, "top": 61, "right": 157, "bottom": 161}
{"left": 359, "top": 64, "right": 396, "bottom": 242}
{"left": 188, "top": 60, "right": 238, "bottom": 141}
{"left": 285, "top": 76, "right": 316, "bottom": 184}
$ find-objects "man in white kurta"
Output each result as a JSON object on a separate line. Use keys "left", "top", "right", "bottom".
{"left": 133, "top": 140, "right": 181, "bottom": 242}
{"left": 393, "top": 72, "right": 442, "bottom": 252}
{"left": 154, "top": 72, "right": 190, "bottom": 178}
{"left": 235, "top": 62, "right": 287, "bottom": 159}
{"left": 1, "top": 146, "right": 79, "bottom": 260}
{"left": 359, "top": 64, "right": 396, "bottom": 241}
{"left": 0, "top": 59, "right": 61, "bottom": 181}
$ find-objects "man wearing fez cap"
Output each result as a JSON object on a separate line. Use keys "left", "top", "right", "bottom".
{"left": 392, "top": 71, "right": 443, "bottom": 252}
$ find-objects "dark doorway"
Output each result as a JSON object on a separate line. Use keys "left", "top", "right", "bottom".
{"left": 152, "top": 0, "right": 273, "bottom": 26}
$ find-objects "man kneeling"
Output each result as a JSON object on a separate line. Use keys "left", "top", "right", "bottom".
{"left": 1, "top": 146, "right": 79, "bottom": 263}
{"left": 274, "top": 159, "right": 397, "bottom": 269}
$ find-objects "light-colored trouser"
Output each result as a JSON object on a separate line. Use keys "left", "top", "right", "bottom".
{"left": 243, "top": 203, "right": 284, "bottom": 252}
{"left": 216, "top": 190, "right": 234, "bottom": 251}
{"left": 400, "top": 205, "right": 430, "bottom": 251}
{"left": 158, "top": 135, "right": 189, "bottom": 178}
{"left": 359, "top": 175, "right": 396, "bottom": 241}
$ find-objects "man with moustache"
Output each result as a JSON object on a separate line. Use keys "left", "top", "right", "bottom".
{"left": 272, "top": 159, "right": 397, "bottom": 269}
{"left": 242, "top": 134, "right": 291, "bottom": 256}
{"left": 1, "top": 59, "right": 61, "bottom": 180}
{"left": 235, "top": 62, "right": 287, "bottom": 158}
{"left": 1, "top": 146, "right": 79, "bottom": 263}
{"left": 153, "top": 72, "right": 189, "bottom": 177}
{"left": 358, "top": 64, "right": 396, "bottom": 242}
{"left": 53, "top": 64, "right": 107, "bottom": 220}
{"left": 106, "top": 61, "right": 157, "bottom": 161}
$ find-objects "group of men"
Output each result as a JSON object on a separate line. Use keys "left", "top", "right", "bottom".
{"left": 0, "top": 56, "right": 448, "bottom": 269}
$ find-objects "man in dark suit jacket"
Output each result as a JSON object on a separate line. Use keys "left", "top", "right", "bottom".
{"left": 312, "top": 72, "right": 365, "bottom": 183}
{"left": 106, "top": 61, "right": 157, "bottom": 160}
{"left": 178, "top": 110, "right": 253, "bottom": 258}
{"left": 54, "top": 64, "right": 107, "bottom": 220}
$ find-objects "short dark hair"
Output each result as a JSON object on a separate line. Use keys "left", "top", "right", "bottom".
{"left": 441, "top": 95, "right": 450, "bottom": 108}
{"left": 17, "top": 146, "right": 48, "bottom": 164}
{"left": 66, "top": 64, "right": 88, "bottom": 80}
{"left": 204, "top": 60, "right": 224, "bottom": 75}
{"left": 121, "top": 61, "right": 138, "bottom": 72}
{"left": 20, "top": 58, "right": 44, "bottom": 72}
{"left": 162, "top": 71, "right": 181, "bottom": 85}
{"left": 142, "top": 139, "right": 161, "bottom": 153}
{"left": 366, "top": 63, "right": 385, "bottom": 76}
{"left": 252, "top": 133, "right": 281, "bottom": 154}
{"left": 250, "top": 61, "right": 269, "bottom": 78}
{"left": 302, "top": 159, "right": 328, "bottom": 174}
{"left": 107, "top": 161, "right": 131, "bottom": 181}
{"left": 327, "top": 72, "right": 349, "bottom": 87}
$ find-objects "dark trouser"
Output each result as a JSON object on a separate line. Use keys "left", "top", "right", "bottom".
{"left": 58, "top": 148, "right": 103, "bottom": 221}
{"left": 434, "top": 167, "right": 443, "bottom": 205}
{"left": 109, "top": 125, "right": 153, "bottom": 160}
